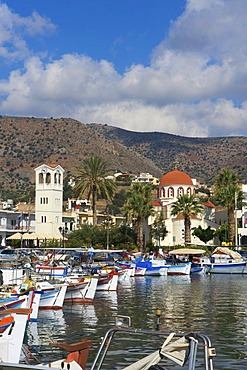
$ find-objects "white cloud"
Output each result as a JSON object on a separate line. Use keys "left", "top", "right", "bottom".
{"left": 1, "top": 1, "right": 247, "bottom": 137}
{"left": 0, "top": 3, "right": 55, "bottom": 61}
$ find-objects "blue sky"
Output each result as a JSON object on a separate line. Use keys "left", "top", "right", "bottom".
{"left": 1, "top": 0, "right": 247, "bottom": 137}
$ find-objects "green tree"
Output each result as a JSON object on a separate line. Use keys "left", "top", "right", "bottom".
{"left": 73, "top": 157, "right": 116, "bottom": 225}
{"left": 63, "top": 176, "right": 74, "bottom": 201}
{"left": 171, "top": 194, "right": 203, "bottom": 245}
{"left": 214, "top": 223, "right": 229, "bottom": 245}
{"left": 213, "top": 168, "right": 244, "bottom": 245}
{"left": 110, "top": 224, "right": 137, "bottom": 248}
{"left": 192, "top": 225, "right": 215, "bottom": 244}
{"left": 67, "top": 224, "right": 103, "bottom": 247}
{"left": 108, "top": 189, "right": 127, "bottom": 215}
{"left": 124, "top": 183, "right": 154, "bottom": 252}
{"left": 152, "top": 211, "right": 168, "bottom": 247}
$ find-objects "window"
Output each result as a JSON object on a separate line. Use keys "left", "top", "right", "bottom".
{"left": 54, "top": 173, "right": 61, "bottom": 184}
{"left": 161, "top": 188, "right": 165, "bottom": 197}
{"left": 168, "top": 187, "right": 174, "bottom": 197}
{"left": 41, "top": 216, "right": 47, "bottom": 223}
{"left": 187, "top": 187, "right": 191, "bottom": 196}
{"left": 46, "top": 173, "right": 51, "bottom": 184}
{"left": 178, "top": 187, "right": 184, "bottom": 197}
{"left": 39, "top": 173, "right": 44, "bottom": 184}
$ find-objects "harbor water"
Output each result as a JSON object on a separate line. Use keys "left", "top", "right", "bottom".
{"left": 25, "top": 274, "right": 247, "bottom": 369}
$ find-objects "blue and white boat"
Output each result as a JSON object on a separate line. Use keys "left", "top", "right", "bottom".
{"left": 133, "top": 254, "right": 168, "bottom": 276}
{"left": 168, "top": 248, "right": 206, "bottom": 275}
{"left": 199, "top": 247, "right": 246, "bottom": 274}
{"left": 167, "top": 262, "right": 191, "bottom": 275}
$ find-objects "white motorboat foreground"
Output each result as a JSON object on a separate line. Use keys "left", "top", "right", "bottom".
{"left": 0, "top": 315, "right": 216, "bottom": 370}
{"left": 0, "top": 308, "right": 32, "bottom": 364}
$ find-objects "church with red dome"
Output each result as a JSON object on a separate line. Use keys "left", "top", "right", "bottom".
{"left": 158, "top": 168, "right": 196, "bottom": 205}
{"left": 147, "top": 168, "right": 218, "bottom": 247}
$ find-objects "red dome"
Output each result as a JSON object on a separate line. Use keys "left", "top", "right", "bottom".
{"left": 159, "top": 168, "right": 193, "bottom": 186}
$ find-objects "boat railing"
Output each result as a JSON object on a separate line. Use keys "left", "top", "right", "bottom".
{"left": 90, "top": 323, "right": 216, "bottom": 370}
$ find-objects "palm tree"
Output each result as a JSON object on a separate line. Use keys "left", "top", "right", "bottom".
{"left": 171, "top": 194, "right": 203, "bottom": 245}
{"left": 73, "top": 157, "right": 116, "bottom": 225}
{"left": 213, "top": 168, "right": 244, "bottom": 245}
{"left": 124, "top": 183, "right": 154, "bottom": 252}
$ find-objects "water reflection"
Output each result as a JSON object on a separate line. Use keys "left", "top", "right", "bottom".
{"left": 25, "top": 274, "right": 247, "bottom": 369}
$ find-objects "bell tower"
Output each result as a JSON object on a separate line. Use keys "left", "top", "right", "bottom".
{"left": 35, "top": 164, "right": 64, "bottom": 236}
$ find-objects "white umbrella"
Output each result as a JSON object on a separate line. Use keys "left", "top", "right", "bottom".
{"left": 22, "top": 232, "right": 37, "bottom": 240}
{"left": 6, "top": 232, "right": 23, "bottom": 240}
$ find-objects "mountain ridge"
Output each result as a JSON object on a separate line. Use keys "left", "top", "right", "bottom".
{"left": 0, "top": 115, "right": 246, "bottom": 192}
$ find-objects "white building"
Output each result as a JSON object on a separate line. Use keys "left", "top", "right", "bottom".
{"left": 133, "top": 172, "right": 159, "bottom": 185}
{"left": 35, "top": 164, "right": 64, "bottom": 236}
{"left": 148, "top": 168, "right": 218, "bottom": 247}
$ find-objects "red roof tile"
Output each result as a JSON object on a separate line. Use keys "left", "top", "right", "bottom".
{"left": 159, "top": 168, "right": 193, "bottom": 186}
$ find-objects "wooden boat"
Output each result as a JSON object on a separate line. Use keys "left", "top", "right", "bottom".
{"left": 116, "top": 261, "right": 146, "bottom": 276}
{"left": 63, "top": 276, "right": 98, "bottom": 304}
{"left": 0, "top": 315, "right": 14, "bottom": 333}
{"left": 43, "top": 339, "right": 92, "bottom": 369}
{"left": 134, "top": 266, "right": 146, "bottom": 276}
{"left": 133, "top": 255, "right": 168, "bottom": 276}
{"left": 0, "top": 295, "right": 27, "bottom": 310}
{"left": 96, "top": 272, "right": 119, "bottom": 291}
{"left": 0, "top": 263, "right": 25, "bottom": 285}
{"left": 35, "top": 264, "right": 67, "bottom": 278}
{"left": 168, "top": 248, "right": 207, "bottom": 275}
{"left": 0, "top": 307, "right": 32, "bottom": 364}
{"left": 36, "top": 280, "right": 67, "bottom": 309}
{"left": 167, "top": 262, "right": 191, "bottom": 275}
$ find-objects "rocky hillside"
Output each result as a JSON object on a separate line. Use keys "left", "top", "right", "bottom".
{"left": 91, "top": 124, "right": 247, "bottom": 184}
{"left": 0, "top": 115, "right": 246, "bottom": 192}
{"left": 0, "top": 116, "right": 162, "bottom": 192}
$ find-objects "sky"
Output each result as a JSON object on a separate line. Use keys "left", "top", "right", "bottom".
{"left": 1, "top": 0, "right": 247, "bottom": 138}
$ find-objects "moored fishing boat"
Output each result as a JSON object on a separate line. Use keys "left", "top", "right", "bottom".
{"left": 63, "top": 276, "right": 98, "bottom": 303}
{"left": 96, "top": 272, "right": 119, "bottom": 291}
{"left": 168, "top": 248, "right": 207, "bottom": 275}
{"left": 167, "top": 262, "right": 192, "bottom": 275}
{"left": 133, "top": 254, "right": 168, "bottom": 276}
{"left": 195, "top": 247, "right": 246, "bottom": 274}
{"left": 36, "top": 280, "right": 67, "bottom": 309}
{"left": 35, "top": 264, "right": 67, "bottom": 278}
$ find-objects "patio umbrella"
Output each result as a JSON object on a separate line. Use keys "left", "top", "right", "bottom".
{"left": 22, "top": 232, "right": 37, "bottom": 240}
{"left": 6, "top": 232, "right": 23, "bottom": 240}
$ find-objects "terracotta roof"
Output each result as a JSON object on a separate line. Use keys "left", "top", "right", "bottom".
{"left": 151, "top": 200, "right": 162, "bottom": 207}
{"left": 159, "top": 168, "right": 193, "bottom": 186}
{"left": 202, "top": 200, "right": 215, "bottom": 208}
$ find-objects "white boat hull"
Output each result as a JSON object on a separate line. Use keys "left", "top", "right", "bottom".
{"left": 167, "top": 263, "right": 191, "bottom": 275}
{"left": 207, "top": 262, "right": 246, "bottom": 274}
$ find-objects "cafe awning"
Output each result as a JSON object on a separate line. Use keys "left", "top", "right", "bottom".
{"left": 169, "top": 248, "right": 206, "bottom": 255}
